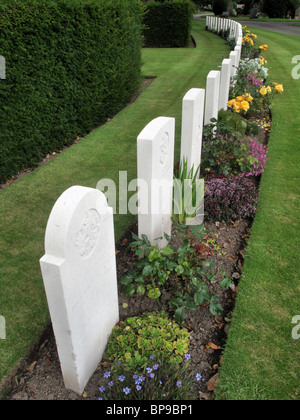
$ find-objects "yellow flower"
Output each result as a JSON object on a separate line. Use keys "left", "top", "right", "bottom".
{"left": 252, "top": 34, "right": 257, "bottom": 39}
{"left": 274, "top": 84, "right": 284, "bottom": 93}
{"left": 242, "top": 35, "right": 254, "bottom": 46}
{"left": 266, "top": 86, "right": 272, "bottom": 94}
{"left": 233, "top": 102, "right": 241, "bottom": 113}
{"left": 240, "top": 101, "right": 250, "bottom": 112}
{"left": 236, "top": 96, "right": 245, "bottom": 102}
{"left": 243, "top": 93, "right": 253, "bottom": 102}
{"left": 227, "top": 99, "right": 236, "bottom": 108}
{"left": 260, "top": 86, "right": 267, "bottom": 96}
{"left": 259, "top": 55, "right": 267, "bottom": 65}
{"left": 259, "top": 44, "right": 268, "bottom": 51}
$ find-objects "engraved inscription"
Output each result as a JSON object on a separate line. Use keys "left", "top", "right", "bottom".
{"left": 76, "top": 209, "right": 100, "bottom": 257}
{"left": 160, "top": 132, "right": 169, "bottom": 165}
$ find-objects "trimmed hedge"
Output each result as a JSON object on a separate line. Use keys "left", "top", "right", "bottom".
{"left": 143, "top": 0, "right": 194, "bottom": 48}
{"left": 0, "top": 0, "right": 143, "bottom": 182}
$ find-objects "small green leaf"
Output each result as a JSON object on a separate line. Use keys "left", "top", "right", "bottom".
{"left": 221, "top": 277, "right": 232, "bottom": 289}
{"left": 124, "top": 284, "right": 136, "bottom": 296}
{"left": 136, "top": 285, "right": 146, "bottom": 295}
{"left": 142, "top": 265, "right": 152, "bottom": 277}
{"left": 175, "top": 307, "right": 186, "bottom": 325}
{"left": 148, "top": 288, "right": 161, "bottom": 299}
{"left": 162, "top": 246, "right": 174, "bottom": 256}
{"left": 210, "top": 302, "right": 223, "bottom": 316}
{"left": 149, "top": 250, "right": 162, "bottom": 262}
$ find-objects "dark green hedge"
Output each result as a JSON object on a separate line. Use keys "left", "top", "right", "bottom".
{"left": 0, "top": 0, "right": 143, "bottom": 182}
{"left": 143, "top": 0, "right": 194, "bottom": 48}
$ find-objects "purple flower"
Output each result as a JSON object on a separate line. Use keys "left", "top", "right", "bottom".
{"left": 136, "top": 384, "right": 142, "bottom": 391}
{"left": 176, "top": 381, "right": 182, "bottom": 388}
{"left": 108, "top": 381, "right": 114, "bottom": 387}
{"left": 153, "top": 364, "right": 159, "bottom": 370}
{"left": 104, "top": 371, "right": 111, "bottom": 379}
{"left": 205, "top": 175, "right": 258, "bottom": 222}
{"left": 119, "top": 375, "right": 126, "bottom": 382}
{"left": 99, "top": 386, "right": 105, "bottom": 393}
{"left": 185, "top": 353, "right": 191, "bottom": 360}
{"left": 123, "top": 387, "right": 130, "bottom": 395}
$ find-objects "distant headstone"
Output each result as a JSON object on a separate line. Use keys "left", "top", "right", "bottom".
{"left": 40, "top": 186, "right": 119, "bottom": 395}
{"left": 0, "top": 56, "right": 5, "bottom": 80}
{"left": 204, "top": 71, "right": 221, "bottom": 125}
{"left": 230, "top": 50, "right": 238, "bottom": 80}
{"left": 180, "top": 88, "right": 205, "bottom": 176}
{"left": 250, "top": 8, "right": 258, "bottom": 19}
{"left": 137, "top": 117, "right": 175, "bottom": 248}
{"left": 219, "top": 59, "right": 231, "bottom": 111}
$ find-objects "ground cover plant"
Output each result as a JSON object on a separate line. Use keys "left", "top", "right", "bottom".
{"left": 0, "top": 19, "right": 231, "bottom": 392}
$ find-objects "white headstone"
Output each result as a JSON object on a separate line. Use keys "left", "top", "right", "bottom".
{"left": 204, "top": 70, "right": 221, "bottom": 125}
{"left": 230, "top": 50, "right": 238, "bottom": 79}
{"left": 137, "top": 117, "right": 175, "bottom": 249}
{"left": 219, "top": 59, "right": 231, "bottom": 111}
{"left": 0, "top": 55, "right": 5, "bottom": 80}
{"left": 234, "top": 45, "right": 242, "bottom": 66}
{"left": 40, "top": 186, "right": 119, "bottom": 395}
{"left": 180, "top": 88, "right": 205, "bottom": 176}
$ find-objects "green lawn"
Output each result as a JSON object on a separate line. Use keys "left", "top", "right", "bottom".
{"left": 0, "top": 20, "right": 230, "bottom": 390}
{"left": 216, "top": 29, "right": 300, "bottom": 400}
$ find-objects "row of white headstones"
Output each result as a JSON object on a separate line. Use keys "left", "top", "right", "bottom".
{"left": 40, "top": 17, "right": 243, "bottom": 395}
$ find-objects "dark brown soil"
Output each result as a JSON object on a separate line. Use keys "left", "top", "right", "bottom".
{"left": 7, "top": 217, "right": 251, "bottom": 401}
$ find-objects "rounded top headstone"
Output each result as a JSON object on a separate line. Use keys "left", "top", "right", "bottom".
{"left": 44, "top": 186, "right": 110, "bottom": 260}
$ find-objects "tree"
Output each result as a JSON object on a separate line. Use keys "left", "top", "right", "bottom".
{"left": 212, "top": 0, "right": 227, "bottom": 15}
{"left": 262, "top": 0, "right": 300, "bottom": 18}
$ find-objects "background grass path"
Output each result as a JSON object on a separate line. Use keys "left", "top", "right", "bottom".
{"left": 0, "top": 20, "right": 230, "bottom": 388}
{"left": 216, "top": 28, "right": 300, "bottom": 400}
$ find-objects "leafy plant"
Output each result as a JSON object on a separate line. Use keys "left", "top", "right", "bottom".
{"left": 202, "top": 130, "right": 259, "bottom": 178}
{"left": 120, "top": 226, "right": 231, "bottom": 325}
{"left": 172, "top": 157, "right": 204, "bottom": 224}
{"left": 104, "top": 311, "right": 190, "bottom": 369}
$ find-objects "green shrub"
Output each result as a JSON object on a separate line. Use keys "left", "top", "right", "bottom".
{"left": 143, "top": 0, "right": 194, "bottom": 48}
{"left": 104, "top": 311, "right": 190, "bottom": 370}
{"left": 262, "top": 0, "right": 298, "bottom": 18}
{"left": 0, "top": 0, "right": 143, "bottom": 182}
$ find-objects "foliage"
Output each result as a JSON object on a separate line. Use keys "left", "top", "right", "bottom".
{"left": 0, "top": 0, "right": 143, "bottom": 182}
{"left": 120, "top": 227, "right": 231, "bottom": 325}
{"left": 262, "top": 0, "right": 300, "bottom": 18}
{"left": 104, "top": 311, "right": 190, "bottom": 369}
{"left": 98, "top": 353, "right": 204, "bottom": 400}
{"left": 172, "top": 157, "right": 204, "bottom": 224}
{"left": 202, "top": 133, "right": 259, "bottom": 177}
{"left": 204, "top": 175, "right": 259, "bottom": 222}
{"left": 202, "top": 109, "right": 268, "bottom": 178}
{"left": 143, "top": 0, "right": 194, "bottom": 48}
